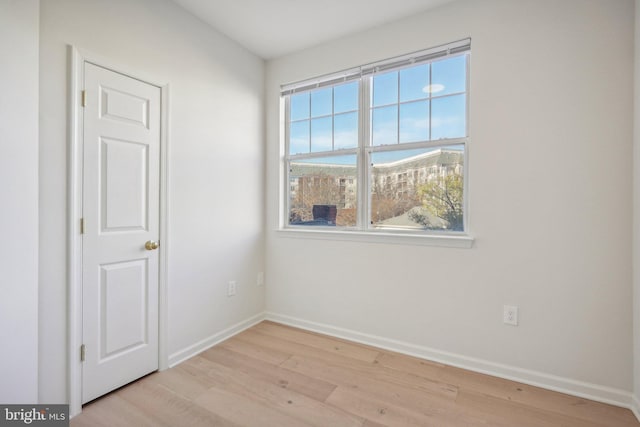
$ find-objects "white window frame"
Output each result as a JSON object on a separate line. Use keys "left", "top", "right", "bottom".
{"left": 279, "top": 39, "right": 474, "bottom": 248}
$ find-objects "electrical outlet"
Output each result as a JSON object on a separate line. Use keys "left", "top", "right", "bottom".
{"left": 503, "top": 305, "right": 518, "bottom": 326}
{"left": 227, "top": 281, "right": 237, "bottom": 297}
{"left": 257, "top": 272, "right": 264, "bottom": 287}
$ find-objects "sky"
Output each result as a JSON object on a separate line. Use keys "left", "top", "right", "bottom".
{"left": 289, "top": 54, "right": 467, "bottom": 157}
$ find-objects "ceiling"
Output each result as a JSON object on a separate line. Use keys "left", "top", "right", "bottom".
{"left": 170, "top": 0, "right": 456, "bottom": 59}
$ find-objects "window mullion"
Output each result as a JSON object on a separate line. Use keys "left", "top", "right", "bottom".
{"left": 307, "top": 95, "right": 312, "bottom": 153}
{"left": 285, "top": 158, "right": 292, "bottom": 228}
{"left": 359, "top": 77, "right": 371, "bottom": 231}
{"left": 331, "top": 88, "right": 335, "bottom": 151}
{"left": 428, "top": 63, "right": 432, "bottom": 141}
{"left": 284, "top": 97, "right": 291, "bottom": 228}
{"left": 396, "top": 72, "right": 400, "bottom": 145}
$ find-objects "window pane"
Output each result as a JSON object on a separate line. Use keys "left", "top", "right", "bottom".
{"left": 311, "top": 87, "right": 332, "bottom": 117}
{"left": 311, "top": 116, "right": 332, "bottom": 152}
{"left": 334, "top": 82, "right": 358, "bottom": 113}
{"left": 431, "top": 55, "right": 466, "bottom": 96}
{"left": 334, "top": 112, "right": 358, "bottom": 150}
{"left": 289, "top": 155, "right": 357, "bottom": 227}
{"left": 373, "top": 71, "right": 398, "bottom": 107}
{"left": 289, "top": 120, "right": 309, "bottom": 154}
{"left": 399, "top": 101, "right": 428, "bottom": 143}
{"left": 372, "top": 106, "right": 398, "bottom": 146}
{"left": 290, "top": 93, "right": 309, "bottom": 121}
{"left": 399, "top": 64, "right": 428, "bottom": 102}
{"left": 370, "top": 145, "right": 464, "bottom": 231}
{"left": 431, "top": 94, "right": 466, "bottom": 140}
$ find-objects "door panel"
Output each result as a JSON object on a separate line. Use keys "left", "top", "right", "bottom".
{"left": 82, "top": 62, "right": 160, "bottom": 404}
{"left": 101, "top": 137, "right": 148, "bottom": 231}
{"left": 100, "top": 86, "right": 150, "bottom": 128}
{"left": 100, "top": 259, "right": 148, "bottom": 358}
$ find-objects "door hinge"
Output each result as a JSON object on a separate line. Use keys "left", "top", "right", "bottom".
{"left": 81, "top": 90, "right": 86, "bottom": 107}
{"left": 80, "top": 218, "right": 85, "bottom": 234}
{"left": 80, "top": 344, "right": 86, "bottom": 362}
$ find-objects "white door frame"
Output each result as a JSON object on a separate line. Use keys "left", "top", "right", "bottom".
{"left": 67, "top": 46, "right": 170, "bottom": 417}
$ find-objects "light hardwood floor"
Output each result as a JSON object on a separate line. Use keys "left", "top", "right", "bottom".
{"left": 71, "top": 321, "right": 640, "bottom": 426}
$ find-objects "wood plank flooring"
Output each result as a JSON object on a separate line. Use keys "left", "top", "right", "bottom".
{"left": 71, "top": 321, "right": 640, "bottom": 426}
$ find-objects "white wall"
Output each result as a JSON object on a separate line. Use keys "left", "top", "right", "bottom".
{"left": 39, "top": 0, "right": 265, "bottom": 403}
{"left": 0, "top": 0, "right": 40, "bottom": 403}
{"left": 266, "top": 0, "right": 635, "bottom": 399}
{"left": 634, "top": 0, "right": 640, "bottom": 416}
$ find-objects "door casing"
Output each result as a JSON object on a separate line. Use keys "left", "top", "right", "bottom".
{"left": 67, "top": 46, "right": 170, "bottom": 417}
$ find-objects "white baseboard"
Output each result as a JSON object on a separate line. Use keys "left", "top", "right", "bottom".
{"left": 632, "top": 394, "right": 640, "bottom": 422}
{"left": 168, "top": 312, "right": 265, "bottom": 367}
{"left": 265, "top": 312, "right": 635, "bottom": 410}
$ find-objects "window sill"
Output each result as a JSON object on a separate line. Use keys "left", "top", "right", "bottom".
{"left": 276, "top": 228, "right": 474, "bottom": 248}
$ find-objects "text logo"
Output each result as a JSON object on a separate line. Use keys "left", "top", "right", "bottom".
{"left": 0, "top": 405, "right": 68, "bottom": 427}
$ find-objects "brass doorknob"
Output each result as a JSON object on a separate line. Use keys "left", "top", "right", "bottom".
{"left": 145, "top": 240, "right": 159, "bottom": 250}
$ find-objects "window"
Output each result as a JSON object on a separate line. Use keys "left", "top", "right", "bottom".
{"left": 282, "top": 39, "right": 469, "bottom": 235}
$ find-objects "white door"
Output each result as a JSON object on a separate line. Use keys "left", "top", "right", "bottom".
{"left": 81, "top": 62, "right": 161, "bottom": 403}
